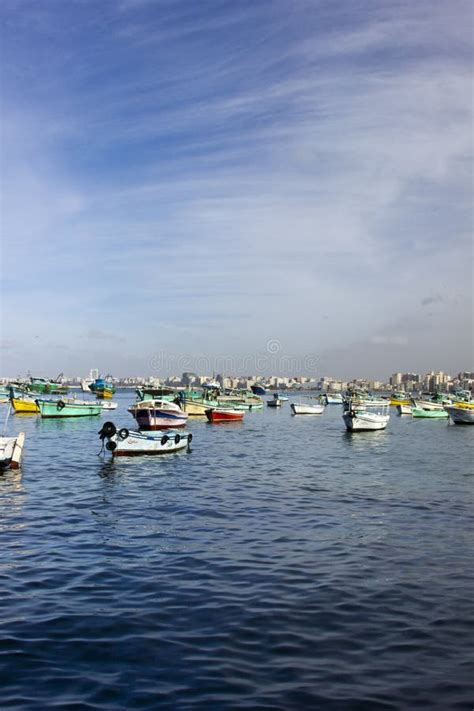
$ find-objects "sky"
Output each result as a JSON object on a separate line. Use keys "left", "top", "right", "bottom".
{"left": 0, "top": 0, "right": 472, "bottom": 380}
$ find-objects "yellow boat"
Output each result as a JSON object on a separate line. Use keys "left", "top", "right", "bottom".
{"left": 389, "top": 395, "right": 411, "bottom": 406}
{"left": 11, "top": 397, "right": 40, "bottom": 414}
{"left": 452, "top": 400, "right": 474, "bottom": 409}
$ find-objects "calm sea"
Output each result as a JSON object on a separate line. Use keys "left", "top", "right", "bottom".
{"left": 0, "top": 391, "right": 473, "bottom": 710}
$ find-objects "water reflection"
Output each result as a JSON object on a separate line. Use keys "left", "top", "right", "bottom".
{"left": 341, "top": 429, "right": 390, "bottom": 453}
{"left": 0, "top": 470, "right": 26, "bottom": 534}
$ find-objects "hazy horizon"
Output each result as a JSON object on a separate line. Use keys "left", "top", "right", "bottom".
{"left": 1, "top": 0, "right": 473, "bottom": 380}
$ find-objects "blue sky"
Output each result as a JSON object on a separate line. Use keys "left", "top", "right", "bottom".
{"left": 1, "top": 0, "right": 472, "bottom": 379}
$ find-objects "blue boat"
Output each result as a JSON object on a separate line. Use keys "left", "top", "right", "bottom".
{"left": 251, "top": 385, "right": 266, "bottom": 396}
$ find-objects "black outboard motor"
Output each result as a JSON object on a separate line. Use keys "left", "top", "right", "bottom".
{"left": 98, "top": 421, "right": 117, "bottom": 440}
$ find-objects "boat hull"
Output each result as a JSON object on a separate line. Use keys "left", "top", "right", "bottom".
{"left": 343, "top": 412, "right": 390, "bottom": 431}
{"left": 0, "top": 432, "right": 25, "bottom": 470}
{"left": 205, "top": 408, "right": 244, "bottom": 422}
{"left": 445, "top": 406, "right": 474, "bottom": 424}
{"left": 182, "top": 399, "right": 219, "bottom": 416}
{"left": 411, "top": 408, "right": 449, "bottom": 418}
{"left": 291, "top": 403, "right": 324, "bottom": 415}
{"left": 108, "top": 430, "right": 191, "bottom": 456}
{"left": 11, "top": 397, "right": 40, "bottom": 414}
{"left": 37, "top": 400, "right": 102, "bottom": 417}
{"left": 396, "top": 404, "right": 413, "bottom": 415}
{"left": 133, "top": 410, "right": 187, "bottom": 430}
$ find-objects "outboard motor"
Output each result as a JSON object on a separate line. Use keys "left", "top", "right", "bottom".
{"left": 98, "top": 421, "right": 117, "bottom": 440}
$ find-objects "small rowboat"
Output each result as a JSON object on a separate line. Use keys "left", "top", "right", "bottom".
{"left": 0, "top": 432, "right": 25, "bottom": 470}
{"left": 205, "top": 408, "right": 244, "bottom": 423}
{"left": 291, "top": 403, "right": 325, "bottom": 415}
{"left": 98, "top": 422, "right": 192, "bottom": 457}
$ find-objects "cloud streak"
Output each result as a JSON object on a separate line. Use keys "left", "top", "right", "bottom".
{"left": 0, "top": 0, "right": 472, "bottom": 378}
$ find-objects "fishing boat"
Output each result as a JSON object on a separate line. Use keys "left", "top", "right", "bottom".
{"left": 98, "top": 421, "right": 192, "bottom": 457}
{"left": 180, "top": 397, "right": 220, "bottom": 416}
{"left": 390, "top": 392, "right": 411, "bottom": 406}
{"left": 0, "top": 432, "right": 25, "bottom": 470}
{"left": 218, "top": 390, "right": 264, "bottom": 409}
{"left": 412, "top": 398, "right": 450, "bottom": 411}
{"left": 267, "top": 394, "right": 283, "bottom": 408}
{"left": 11, "top": 395, "right": 40, "bottom": 414}
{"left": 136, "top": 386, "right": 182, "bottom": 402}
{"left": 251, "top": 384, "right": 266, "bottom": 396}
{"left": 342, "top": 399, "right": 390, "bottom": 432}
{"left": 396, "top": 403, "right": 413, "bottom": 415}
{"left": 128, "top": 399, "right": 187, "bottom": 430}
{"left": 98, "top": 401, "right": 118, "bottom": 410}
{"left": 411, "top": 407, "right": 449, "bottom": 419}
{"left": 89, "top": 377, "right": 115, "bottom": 399}
{"left": 205, "top": 408, "right": 244, "bottom": 423}
{"left": 20, "top": 376, "right": 68, "bottom": 395}
{"left": 291, "top": 402, "right": 325, "bottom": 415}
{"left": 445, "top": 403, "right": 474, "bottom": 424}
{"left": 323, "top": 393, "right": 343, "bottom": 405}
{"left": 36, "top": 399, "right": 102, "bottom": 418}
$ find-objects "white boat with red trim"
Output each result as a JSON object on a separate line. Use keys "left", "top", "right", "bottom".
{"left": 128, "top": 399, "right": 187, "bottom": 430}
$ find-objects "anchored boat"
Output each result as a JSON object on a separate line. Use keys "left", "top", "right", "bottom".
{"left": 36, "top": 399, "right": 102, "bottom": 418}
{"left": 343, "top": 399, "right": 390, "bottom": 432}
{"left": 291, "top": 402, "right": 325, "bottom": 415}
{"left": 205, "top": 408, "right": 244, "bottom": 423}
{"left": 128, "top": 399, "right": 187, "bottom": 430}
{"left": 98, "top": 421, "right": 192, "bottom": 456}
{"left": 411, "top": 407, "right": 449, "bottom": 419}
{"left": 89, "top": 377, "right": 115, "bottom": 399}
{"left": 267, "top": 393, "right": 283, "bottom": 408}
{"left": 445, "top": 403, "right": 474, "bottom": 424}
{"left": 0, "top": 432, "right": 25, "bottom": 470}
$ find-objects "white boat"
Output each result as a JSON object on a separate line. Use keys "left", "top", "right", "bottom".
{"left": 128, "top": 399, "right": 188, "bottom": 430}
{"left": 343, "top": 400, "right": 390, "bottom": 432}
{"left": 291, "top": 403, "right": 325, "bottom": 415}
{"left": 98, "top": 422, "right": 192, "bottom": 457}
{"left": 412, "top": 398, "right": 451, "bottom": 411}
{"left": 98, "top": 401, "right": 118, "bottom": 410}
{"left": 267, "top": 393, "right": 283, "bottom": 408}
{"left": 445, "top": 404, "right": 474, "bottom": 424}
{"left": 323, "top": 393, "right": 343, "bottom": 405}
{"left": 396, "top": 403, "right": 413, "bottom": 415}
{"left": 81, "top": 378, "right": 93, "bottom": 393}
{"left": 0, "top": 432, "right": 25, "bottom": 470}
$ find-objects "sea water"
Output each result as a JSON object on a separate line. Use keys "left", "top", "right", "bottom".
{"left": 0, "top": 392, "right": 473, "bottom": 709}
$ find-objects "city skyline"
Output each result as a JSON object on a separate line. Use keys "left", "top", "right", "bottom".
{"left": 1, "top": 1, "right": 472, "bottom": 378}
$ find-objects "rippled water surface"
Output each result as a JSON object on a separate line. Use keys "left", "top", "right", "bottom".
{"left": 1, "top": 392, "right": 473, "bottom": 709}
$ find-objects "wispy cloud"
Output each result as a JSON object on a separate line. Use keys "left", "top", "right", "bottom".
{"left": 1, "top": 0, "right": 472, "bottom": 377}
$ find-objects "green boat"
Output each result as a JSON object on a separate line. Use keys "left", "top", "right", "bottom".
{"left": 36, "top": 398, "right": 102, "bottom": 418}
{"left": 411, "top": 407, "right": 449, "bottom": 418}
{"left": 15, "top": 377, "right": 69, "bottom": 395}
{"left": 89, "top": 378, "right": 115, "bottom": 399}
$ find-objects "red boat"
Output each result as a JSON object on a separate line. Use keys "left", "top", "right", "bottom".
{"left": 205, "top": 408, "right": 244, "bottom": 423}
